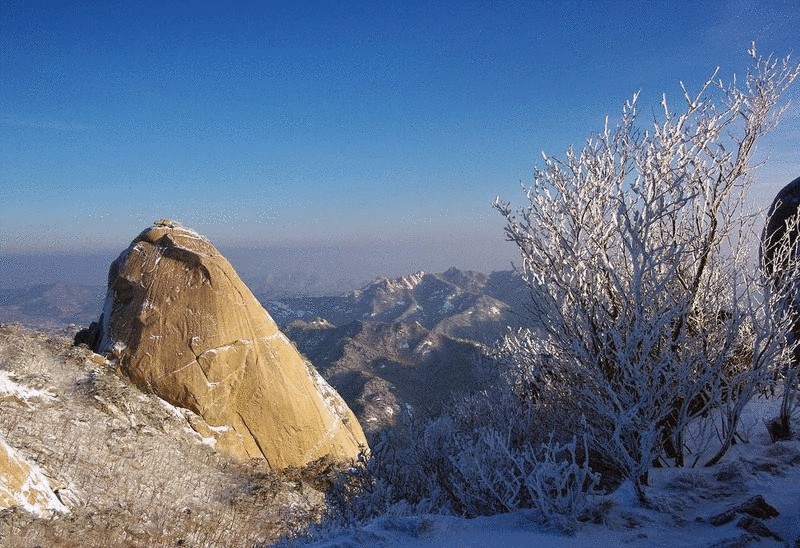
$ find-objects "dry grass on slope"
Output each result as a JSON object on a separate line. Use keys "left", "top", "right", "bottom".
{"left": 0, "top": 324, "right": 331, "bottom": 547}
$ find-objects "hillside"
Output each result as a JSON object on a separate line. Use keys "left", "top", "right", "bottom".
{"left": 3, "top": 310, "right": 800, "bottom": 546}
{"left": 0, "top": 325, "right": 330, "bottom": 546}
{"left": 284, "top": 320, "right": 489, "bottom": 437}
{"left": 3, "top": 275, "right": 800, "bottom": 548}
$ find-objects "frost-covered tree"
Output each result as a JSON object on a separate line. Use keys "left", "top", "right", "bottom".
{"left": 494, "top": 46, "right": 800, "bottom": 504}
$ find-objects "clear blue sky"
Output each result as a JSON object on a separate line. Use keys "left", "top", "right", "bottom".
{"left": 1, "top": 1, "right": 799, "bottom": 278}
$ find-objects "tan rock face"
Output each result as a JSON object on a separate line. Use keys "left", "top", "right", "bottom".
{"left": 91, "top": 221, "right": 367, "bottom": 469}
{"left": 0, "top": 437, "right": 67, "bottom": 516}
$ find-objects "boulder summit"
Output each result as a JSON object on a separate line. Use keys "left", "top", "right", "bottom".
{"left": 78, "top": 220, "right": 367, "bottom": 469}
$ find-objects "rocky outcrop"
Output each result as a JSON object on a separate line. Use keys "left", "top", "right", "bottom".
{"left": 762, "top": 176, "right": 800, "bottom": 441}
{"left": 762, "top": 175, "right": 800, "bottom": 277}
{"left": 78, "top": 220, "right": 367, "bottom": 469}
{"left": 0, "top": 437, "right": 67, "bottom": 516}
{"left": 709, "top": 494, "right": 780, "bottom": 526}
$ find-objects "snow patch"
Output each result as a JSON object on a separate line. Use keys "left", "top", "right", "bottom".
{"left": 306, "top": 361, "right": 351, "bottom": 424}
{"left": 200, "top": 436, "right": 217, "bottom": 448}
{"left": 0, "top": 371, "right": 56, "bottom": 403}
{"left": 414, "top": 340, "right": 433, "bottom": 355}
{"left": 111, "top": 340, "right": 127, "bottom": 359}
{"left": 157, "top": 397, "right": 188, "bottom": 422}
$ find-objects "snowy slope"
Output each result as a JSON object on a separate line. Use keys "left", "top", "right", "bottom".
{"left": 299, "top": 397, "right": 800, "bottom": 547}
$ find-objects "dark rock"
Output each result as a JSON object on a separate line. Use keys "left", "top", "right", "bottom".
{"left": 73, "top": 317, "right": 102, "bottom": 348}
{"left": 763, "top": 175, "right": 800, "bottom": 278}
{"left": 736, "top": 516, "right": 782, "bottom": 541}
{"left": 710, "top": 509, "right": 738, "bottom": 526}
{"left": 762, "top": 176, "right": 800, "bottom": 442}
{"left": 710, "top": 495, "right": 779, "bottom": 526}
{"left": 714, "top": 463, "right": 744, "bottom": 483}
{"left": 736, "top": 495, "right": 780, "bottom": 519}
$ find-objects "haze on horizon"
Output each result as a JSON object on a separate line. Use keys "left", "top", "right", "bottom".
{"left": 1, "top": 0, "right": 799, "bottom": 288}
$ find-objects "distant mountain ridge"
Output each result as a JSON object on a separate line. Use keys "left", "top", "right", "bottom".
{"left": 0, "top": 282, "right": 105, "bottom": 332}
{"left": 263, "top": 268, "right": 531, "bottom": 437}
{"left": 263, "top": 267, "right": 529, "bottom": 346}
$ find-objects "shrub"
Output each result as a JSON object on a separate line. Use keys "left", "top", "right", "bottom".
{"left": 494, "top": 45, "right": 800, "bottom": 504}
{"left": 316, "top": 387, "right": 600, "bottom": 535}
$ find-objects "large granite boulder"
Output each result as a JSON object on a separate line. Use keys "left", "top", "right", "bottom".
{"left": 79, "top": 220, "right": 367, "bottom": 469}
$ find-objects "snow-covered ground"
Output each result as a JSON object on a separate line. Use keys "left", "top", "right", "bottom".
{"left": 0, "top": 370, "right": 56, "bottom": 403}
{"left": 301, "top": 396, "right": 800, "bottom": 547}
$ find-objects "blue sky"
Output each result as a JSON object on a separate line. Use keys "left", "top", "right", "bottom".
{"left": 1, "top": 1, "right": 799, "bottom": 279}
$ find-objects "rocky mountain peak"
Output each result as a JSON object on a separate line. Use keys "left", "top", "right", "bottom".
{"left": 361, "top": 270, "right": 427, "bottom": 294}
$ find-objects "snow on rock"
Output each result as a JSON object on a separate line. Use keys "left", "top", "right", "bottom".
{"left": 0, "top": 437, "right": 68, "bottom": 517}
{"left": 366, "top": 272, "right": 426, "bottom": 293}
{"left": 414, "top": 340, "right": 433, "bottom": 355}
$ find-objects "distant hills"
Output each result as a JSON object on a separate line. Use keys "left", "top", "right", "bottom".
{"left": 0, "top": 282, "right": 105, "bottom": 332}
{"left": 263, "top": 267, "right": 530, "bottom": 345}
{"left": 263, "top": 268, "right": 531, "bottom": 437}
